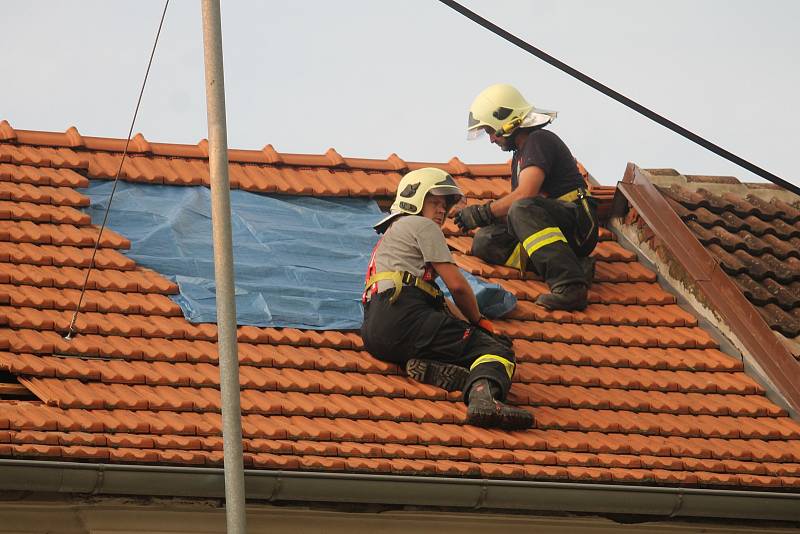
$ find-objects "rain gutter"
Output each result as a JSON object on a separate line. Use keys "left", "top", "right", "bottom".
{"left": 0, "top": 459, "right": 798, "bottom": 522}
{"left": 613, "top": 163, "right": 800, "bottom": 414}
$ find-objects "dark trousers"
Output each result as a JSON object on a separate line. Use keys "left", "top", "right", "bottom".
{"left": 361, "top": 288, "right": 515, "bottom": 401}
{"left": 472, "top": 197, "right": 599, "bottom": 290}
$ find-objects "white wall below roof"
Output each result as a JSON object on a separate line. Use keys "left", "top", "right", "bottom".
{"left": 1, "top": 498, "right": 797, "bottom": 534}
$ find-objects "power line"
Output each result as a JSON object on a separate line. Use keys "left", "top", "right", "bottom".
{"left": 65, "top": 0, "right": 170, "bottom": 339}
{"left": 438, "top": 0, "right": 799, "bottom": 196}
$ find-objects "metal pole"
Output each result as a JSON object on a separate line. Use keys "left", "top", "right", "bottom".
{"left": 201, "top": 2, "right": 247, "bottom": 532}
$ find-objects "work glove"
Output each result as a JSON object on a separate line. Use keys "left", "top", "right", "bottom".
{"left": 454, "top": 202, "right": 494, "bottom": 232}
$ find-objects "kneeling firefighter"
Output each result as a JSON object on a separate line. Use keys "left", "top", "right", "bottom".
{"left": 457, "top": 84, "right": 599, "bottom": 311}
{"left": 361, "top": 167, "right": 533, "bottom": 430}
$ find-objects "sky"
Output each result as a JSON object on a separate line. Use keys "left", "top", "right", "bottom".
{"left": 2, "top": 1, "right": 798, "bottom": 188}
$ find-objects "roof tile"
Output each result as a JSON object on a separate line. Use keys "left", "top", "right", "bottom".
{"left": 0, "top": 133, "right": 797, "bottom": 494}
{"left": 0, "top": 144, "right": 89, "bottom": 169}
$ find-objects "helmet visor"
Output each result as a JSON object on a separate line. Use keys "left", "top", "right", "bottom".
{"left": 467, "top": 127, "right": 485, "bottom": 141}
{"left": 428, "top": 185, "right": 463, "bottom": 200}
{"left": 466, "top": 124, "right": 493, "bottom": 141}
{"left": 467, "top": 110, "right": 491, "bottom": 141}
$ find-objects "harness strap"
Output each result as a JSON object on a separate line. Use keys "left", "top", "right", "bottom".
{"left": 362, "top": 237, "right": 383, "bottom": 305}
{"left": 557, "top": 186, "right": 592, "bottom": 203}
{"left": 558, "top": 187, "right": 597, "bottom": 251}
{"left": 365, "top": 271, "right": 442, "bottom": 304}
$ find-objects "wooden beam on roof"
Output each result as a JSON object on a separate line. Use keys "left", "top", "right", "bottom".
{"left": 615, "top": 162, "right": 800, "bottom": 414}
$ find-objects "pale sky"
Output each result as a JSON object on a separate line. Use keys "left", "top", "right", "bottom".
{"left": 2, "top": 1, "right": 798, "bottom": 188}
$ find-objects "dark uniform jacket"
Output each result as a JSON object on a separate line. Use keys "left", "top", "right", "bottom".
{"left": 511, "top": 129, "right": 584, "bottom": 198}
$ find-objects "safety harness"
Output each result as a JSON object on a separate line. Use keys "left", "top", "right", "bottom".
{"left": 556, "top": 186, "right": 590, "bottom": 203}
{"left": 364, "top": 271, "right": 442, "bottom": 304}
{"left": 362, "top": 238, "right": 443, "bottom": 305}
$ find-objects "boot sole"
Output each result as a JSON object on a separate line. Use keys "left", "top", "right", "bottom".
{"left": 534, "top": 297, "right": 588, "bottom": 312}
{"left": 466, "top": 399, "right": 534, "bottom": 431}
{"left": 405, "top": 359, "right": 469, "bottom": 392}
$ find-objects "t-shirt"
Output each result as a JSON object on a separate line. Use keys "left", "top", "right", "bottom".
{"left": 511, "top": 128, "right": 584, "bottom": 199}
{"left": 373, "top": 215, "right": 453, "bottom": 293}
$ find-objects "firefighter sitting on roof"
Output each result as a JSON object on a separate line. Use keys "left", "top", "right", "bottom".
{"left": 361, "top": 167, "right": 533, "bottom": 430}
{"left": 456, "top": 83, "right": 599, "bottom": 311}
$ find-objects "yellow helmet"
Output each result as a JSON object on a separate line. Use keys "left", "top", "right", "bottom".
{"left": 373, "top": 167, "right": 463, "bottom": 233}
{"left": 466, "top": 83, "right": 557, "bottom": 140}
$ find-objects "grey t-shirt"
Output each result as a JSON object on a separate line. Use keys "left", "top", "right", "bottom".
{"left": 373, "top": 215, "right": 454, "bottom": 293}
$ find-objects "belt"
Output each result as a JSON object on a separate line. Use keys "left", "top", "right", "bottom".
{"left": 557, "top": 187, "right": 591, "bottom": 203}
{"left": 365, "top": 271, "right": 442, "bottom": 304}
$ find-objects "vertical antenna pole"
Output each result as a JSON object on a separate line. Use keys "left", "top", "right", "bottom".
{"left": 201, "top": 2, "right": 247, "bottom": 532}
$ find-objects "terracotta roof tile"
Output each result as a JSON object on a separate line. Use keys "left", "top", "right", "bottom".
{"left": 0, "top": 181, "right": 88, "bottom": 207}
{"left": 0, "top": 201, "right": 89, "bottom": 225}
{"left": 0, "top": 219, "right": 129, "bottom": 248}
{"left": 0, "top": 163, "right": 88, "bottom": 188}
{"left": 756, "top": 304, "right": 800, "bottom": 337}
{"left": 0, "top": 242, "right": 134, "bottom": 270}
{"left": 507, "top": 301, "right": 696, "bottom": 327}
{"left": 454, "top": 252, "right": 657, "bottom": 283}
{"left": 0, "top": 263, "right": 176, "bottom": 293}
{"left": 0, "top": 285, "right": 180, "bottom": 315}
{"left": 84, "top": 152, "right": 512, "bottom": 200}
{"left": 0, "top": 144, "right": 88, "bottom": 169}
{"left": 657, "top": 180, "right": 800, "bottom": 338}
{"left": 0, "top": 130, "right": 797, "bottom": 494}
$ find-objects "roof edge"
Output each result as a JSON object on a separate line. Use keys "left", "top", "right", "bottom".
{"left": 0, "top": 120, "right": 510, "bottom": 177}
{"left": 0, "top": 459, "right": 798, "bottom": 522}
{"left": 612, "top": 162, "right": 800, "bottom": 414}
{"left": 643, "top": 168, "right": 800, "bottom": 205}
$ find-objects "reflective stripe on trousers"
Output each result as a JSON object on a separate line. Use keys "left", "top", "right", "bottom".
{"left": 470, "top": 354, "right": 515, "bottom": 379}
{"left": 504, "top": 226, "right": 568, "bottom": 266}
{"left": 522, "top": 226, "right": 568, "bottom": 256}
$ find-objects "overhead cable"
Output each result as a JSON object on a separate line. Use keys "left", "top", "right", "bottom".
{"left": 65, "top": 0, "right": 171, "bottom": 339}
{"left": 438, "top": 0, "right": 798, "bottom": 196}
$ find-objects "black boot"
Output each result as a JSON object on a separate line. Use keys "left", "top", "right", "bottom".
{"left": 406, "top": 359, "right": 469, "bottom": 392}
{"left": 580, "top": 256, "right": 596, "bottom": 288}
{"left": 465, "top": 379, "right": 533, "bottom": 430}
{"left": 535, "top": 283, "right": 588, "bottom": 311}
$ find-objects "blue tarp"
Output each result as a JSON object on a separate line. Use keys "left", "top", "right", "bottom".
{"left": 81, "top": 181, "right": 516, "bottom": 330}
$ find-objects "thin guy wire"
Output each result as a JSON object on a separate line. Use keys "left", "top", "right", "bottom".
{"left": 438, "top": 0, "right": 798, "bottom": 196}
{"left": 65, "top": 0, "right": 170, "bottom": 339}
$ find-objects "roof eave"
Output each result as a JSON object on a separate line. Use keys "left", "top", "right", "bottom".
{"left": 0, "top": 459, "right": 798, "bottom": 522}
